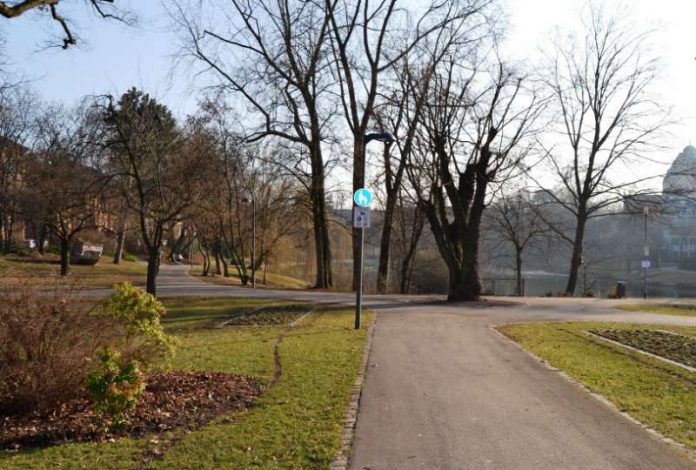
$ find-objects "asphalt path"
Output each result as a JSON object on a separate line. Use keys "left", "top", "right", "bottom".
{"left": 155, "top": 264, "right": 696, "bottom": 469}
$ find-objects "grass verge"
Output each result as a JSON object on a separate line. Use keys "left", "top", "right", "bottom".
{"left": 0, "top": 298, "right": 372, "bottom": 469}
{"left": 498, "top": 321, "right": 696, "bottom": 451}
{"left": 617, "top": 303, "right": 696, "bottom": 317}
{"left": 189, "top": 267, "right": 311, "bottom": 290}
{"left": 0, "top": 255, "right": 146, "bottom": 290}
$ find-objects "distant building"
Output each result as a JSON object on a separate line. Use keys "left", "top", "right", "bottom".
{"left": 661, "top": 145, "right": 696, "bottom": 267}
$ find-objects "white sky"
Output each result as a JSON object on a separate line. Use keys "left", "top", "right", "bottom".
{"left": 3, "top": 0, "right": 695, "bottom": 195}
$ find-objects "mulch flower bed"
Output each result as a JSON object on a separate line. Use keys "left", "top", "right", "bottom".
{"left": 590, "top": 329, "right": 696, "bottom": 368}
{"left": 1, "top": 371, "right": 263, "bottom": 451}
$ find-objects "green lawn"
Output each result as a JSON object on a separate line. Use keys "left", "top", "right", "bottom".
{"left": 189, "top": 267, "right": 311, "bottom": 290}
{"left": 0, "top": 298, "right": 372, "bottom": 469}
{"left": 498, "top": 321, "right": 696, "bottom": 450}
{"left": 0, "top": 255, "right": 146, "bottom": 290}
{"left": 617, "top": 303, "right": 696, "bottom": 317}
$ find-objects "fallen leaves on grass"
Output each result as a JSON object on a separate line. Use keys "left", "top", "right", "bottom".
{"left": 1, "top": 371, "right": 262, "bottom": 451}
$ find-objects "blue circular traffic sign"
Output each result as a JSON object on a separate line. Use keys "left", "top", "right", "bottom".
{"left": 354, "top": 188, "right": 373, "bottom": 208}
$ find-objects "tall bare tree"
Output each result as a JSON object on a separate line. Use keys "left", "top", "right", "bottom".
{"left": 101, "top": 88, "right": 208, "bottom": 296}
{"left": 324, "top": 0, "right": 494, "bottom": 290}
{"left": 536, "top": 6, "right": 666, "bottom": 295}
{"left": 409, "top": 59, "right": 540, "bottom": 301}
{"left": 171, "top": 0, "right": 337, "bottom": 288}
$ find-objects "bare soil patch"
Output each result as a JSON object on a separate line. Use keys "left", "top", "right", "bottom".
{"left": 1, "top": 371, "right": 262, "bottom": 451}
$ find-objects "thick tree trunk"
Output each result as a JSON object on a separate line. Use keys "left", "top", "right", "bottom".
{"left": 447, "top": 261, "right": 481, "bottom": 302}
{"left": 352, "top": 138, "right": 365, "bottom": 291}
{"left": 146, "top": 248, "right": 160, "bottom": 296}
{"left": 113, "top": 227, "right": 126, "bottom": 264}
{"left": 446, "top": 230, "right": 481, "bottom": 302}
{"left": 564, "top": 214, "right": 587, "bottom": 296}
{"left": 59, "top": 237, "right": 71, "bottom": 276}
{"left": 311, "top": 185, "right": 332, "bottom": 289}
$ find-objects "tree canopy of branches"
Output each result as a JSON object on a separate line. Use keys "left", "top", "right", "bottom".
{"left": 535, "top": 5, "right": 665, "bottom": 295}
{"left": 0, "top": 0, "right": 133, "bottom": 48}
{"left": 25, "top": 104, "right": 107, "bottom": 275}
{"left": 101, "top": 88, "right": 208, "bottom": 296}
{"left": 173, "top": 0, "right": 337, "bottom": 288}
{"left": 484, "top": 190, "right": 547, "bottom": 295}
{"left": 409, "top": 59, "right": 539, "bottom": 301}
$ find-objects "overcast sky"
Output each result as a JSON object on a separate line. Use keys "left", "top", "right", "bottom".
{"left": 3, "top": 0, "right": 695, "bottom": 191}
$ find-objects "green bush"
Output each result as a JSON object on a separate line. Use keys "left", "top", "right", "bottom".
{"left": 85, "top": 347, "right": 145, "bottom": 429}
{"left": 102, "top": 282, "right": 178, "bottom": 369}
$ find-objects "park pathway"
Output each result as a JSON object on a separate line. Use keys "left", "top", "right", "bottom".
{"left": 155, "top": 264, "right": 696, "bottom": 469}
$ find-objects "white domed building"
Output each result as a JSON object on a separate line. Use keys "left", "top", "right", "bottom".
{"left": 662, "top": 145, "right": 696, "bottom": 267}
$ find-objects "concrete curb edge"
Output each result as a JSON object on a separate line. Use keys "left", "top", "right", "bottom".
{"left": 329, "top": 314, "right": 378, "bottom": 470}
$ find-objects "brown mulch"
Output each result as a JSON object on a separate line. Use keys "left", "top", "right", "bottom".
{"left": 1, "top": 371, "right": 263, "bottom": 451}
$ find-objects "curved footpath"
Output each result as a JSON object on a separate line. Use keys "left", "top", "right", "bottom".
{"left": 156, "top": 265, "right": 696, "bottom": 469}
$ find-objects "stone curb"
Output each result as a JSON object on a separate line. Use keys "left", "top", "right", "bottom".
{"left": 329, "top": 315, "right": 378, "bottom": 470}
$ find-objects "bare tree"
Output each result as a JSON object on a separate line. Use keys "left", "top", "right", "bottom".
{"left": 372, "top": 6, "right": 490, "bottom": 293}
{"left": 24, "top": 104, "right": 108, "bottom": 275}
{"left": 536, "top": 5, "right": 666, "bottom": 295}
{"left": 0, "top": 1, "right": 134, "bottom": 49}
{"left": 484, "top": 190, "right": 547, "bottom": 295}
{"left": 171, "top": 0, "right": 337, "bottom": 289}
{"left": 0, "top": 85, "right": 35, "bottom": 254}
{"left": 324, "top": 0, "right": 493, "bottom": 290}
{"left": 409, "top": 59, "right": 540, "bottom": 301}
{"left": 101, "top": 88, "right": 209, "bottom": 296}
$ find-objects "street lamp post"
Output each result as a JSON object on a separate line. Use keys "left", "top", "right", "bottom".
{"left": 355, "top": 132, "right": 394, "bottom": 330}
{"left": 242, "top": 196, "right": 256, "bottom": 289}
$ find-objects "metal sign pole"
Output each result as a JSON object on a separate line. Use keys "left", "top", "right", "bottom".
{"left": 355, "top": 225, "right": 364, "bottom": 329}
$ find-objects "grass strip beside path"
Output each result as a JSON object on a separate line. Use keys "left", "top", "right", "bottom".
{"left": 0, "top": 298, "right": 372, "bottom": 469}
{"left": 498, "top": 322, "right": 696, "bottom": 451}
{"left": 617, "top": 304, "right": 696, "bottom": 317}
{"left": 151, "top": 308, "right": 371, "bottom": 469}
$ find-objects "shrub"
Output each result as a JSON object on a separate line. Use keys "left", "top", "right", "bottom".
{"left": 0, "top": 283, "right": 177, "bottom": 417}
{"left": 85, "top": 347, "right": 145, "bottom": 428}
{"left": 101, "top": 282, "right": 178, "bottom": 369}
{"left": 0, "top": 287, "right": 113, "bottom": 415}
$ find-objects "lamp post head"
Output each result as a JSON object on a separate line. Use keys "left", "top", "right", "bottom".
{"left": 365, "top": 132, "right": 395, "bottom": 144}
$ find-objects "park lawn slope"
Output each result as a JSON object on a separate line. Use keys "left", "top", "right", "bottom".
{"left": 189, "top": 267, "right": 311, "bottom": 289}
{"left": 0, "top": 254, "right": 146, "bottom": 289}
{"left": 617, "top": 303, "right": 696, "bottom": 317}
{"left": 498, "top": 321, "right": 696, "bottom": 451}
{"left": 0, "top": 298, "right": 371, "bottom": 469}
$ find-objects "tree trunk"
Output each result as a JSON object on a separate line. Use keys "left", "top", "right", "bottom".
{"left": 447, "top": 261, "right": 481, "bottom": 302}
{"left": 38, "top": 224, "right": 48, "bottom": 255}
{"left": 352, "top": 138, "right": 365, "bottom": 291}
{"left": 399, "top": 209, "right": 424, "bottom": 294}
{"left": 146, "top": 248, "right": 160, "bottom": 296}
{"left": 515, "top": 248, "right": 523, "bottom": 296}
{"left": 446, "top": 233, "right": 481, "bottom": 302}
{"left": 376, "top": 193, "right": 397, "bottom": 294}
{"left": 59, "top": 237, "right": 71, "bottom": 276}
{"left": 214, "top": 246, "right": 222, "bottom": 275}
{"left": 564, "top": 214, "right": 586, "bottom": 296}
{"left": 311, "top": 184, "right": 332, "bottom": 289}
{"left": 113, "top": 227, "right": 126, "bottom": 264}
